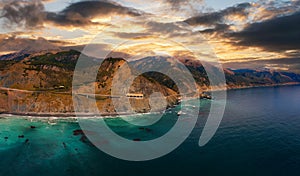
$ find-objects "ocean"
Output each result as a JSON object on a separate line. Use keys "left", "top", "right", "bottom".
{"left": 0, "top": 85, "right": 300, "bottom": 176}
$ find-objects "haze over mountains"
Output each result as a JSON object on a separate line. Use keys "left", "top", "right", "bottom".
{"left": 0, "top": 37, "right": 61, "bottom": 54}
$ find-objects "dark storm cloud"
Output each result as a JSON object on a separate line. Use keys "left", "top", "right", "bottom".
{"left": 184, "top": 3, "right": 251, "bottom": 26}
{"left": 164, "top": 0, "right": 203, "bottom": 10}
{"left": 0, "top": 0, "right": 45, "bottom": 28}
{"left": 199, "top": 23, "right": 230, "bottom": 34}
{"left": 146, "top": 21, "right": 186, "bottom": 34}
{"left": 0, "top": 0, "right": 142, "bottom": 28}
{"left": 228, "top": 12, "right": 300, "bottom": 51}
{"left": 46, "top": 0, "right": 141, "bottom": 27}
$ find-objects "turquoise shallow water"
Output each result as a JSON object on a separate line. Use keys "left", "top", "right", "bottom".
{"left": 1, "top": 85, "right": 300, "bottom": 176}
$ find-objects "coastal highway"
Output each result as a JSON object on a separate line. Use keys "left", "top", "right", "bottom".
{"left": 0, "top": 86, "right": 122, "bottom": 98}
{"left": 0, "top": 87, "right": 46, "bottom": 93}
{"left": 0, "top": 87, "right": 187, "bottom": 99}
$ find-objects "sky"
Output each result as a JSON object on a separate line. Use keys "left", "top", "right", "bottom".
{"left": 0, "top": 0, "right": 299, "bottom": 72}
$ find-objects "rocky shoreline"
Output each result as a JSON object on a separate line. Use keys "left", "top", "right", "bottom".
{"left": 1, "top": 83, "right": 300, "bottom": 118}
{"left": 203, "top": 82, "right": 300, "bottom": 93}
{"left": 0, "top": 109, "right": 170, "bottom": 118}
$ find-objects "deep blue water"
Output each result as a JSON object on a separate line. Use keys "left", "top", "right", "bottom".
{"left": 1, "top": 85, "right": 300, "bottom": 176}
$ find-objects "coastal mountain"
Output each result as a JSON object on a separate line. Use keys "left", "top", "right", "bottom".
{"left": 0, "top": 37, "right": 61, "bottom": 54}
{"left": 0, "top": 50, "right": 299, "bottom": 114}
{"left": 1, "top": 49, "right": 299, "bottom": 91}
{"left": 225, "top": 69, "right": 300, "bottom": 88}
{"left": 0, "top": 50, "right": 178, "bottom": 114}
{"left": 131, "top": 56, "right": 300, "bottom": 91}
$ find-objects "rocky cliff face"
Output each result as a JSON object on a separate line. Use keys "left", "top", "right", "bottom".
{"left": 0, "top": 89, "right": 73, "bottom": 114}
{"left": 0, "top": 51, "right": 179, "bottom": 114}
{"left": 0, "top": 50, "right": 300, "bottom": 115}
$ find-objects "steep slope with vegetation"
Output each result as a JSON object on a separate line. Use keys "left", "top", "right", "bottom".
{"left": 0, "top": 51, "right": 179, "bottom": 114}
{"left": 0, "top": 50, "right": 299, "bottom": 115}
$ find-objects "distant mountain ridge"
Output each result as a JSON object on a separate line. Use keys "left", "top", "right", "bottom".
{"left": 0, "top": 52, "right": 30, "bottom": 61}
{"left": 225, "top": 68, "right": 300, "bottom": 89}
{"left": 1, "top": 50, "right": 300, "bottom": 90}
{"left": 0, "top": 50, "right": 300, "bottom": 114}
{"left": 0, "top": 37, "right": 61, "bottom": 54}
